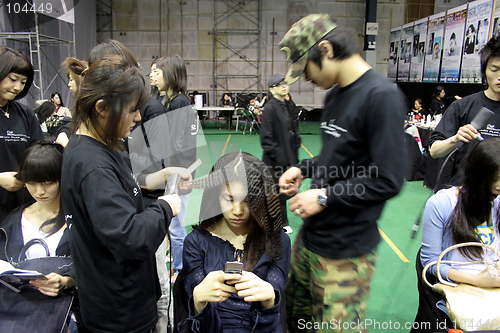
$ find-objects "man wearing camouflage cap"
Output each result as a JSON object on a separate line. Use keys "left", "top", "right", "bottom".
{"left": 278, "top": 14, "right": 408, "bottom": 332}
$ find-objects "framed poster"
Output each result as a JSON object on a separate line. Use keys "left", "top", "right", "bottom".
{"left": 423, "top": 12, "right": 446, "bottom": 82}
{"left": 410, "top": 18, "right": 429, "bottom": 82}
{"left": 388, "top": 27, "right": 401, "bottom": 82}
{"left": 398, "top": 23, "right": 414, "bottom": 82}
{"left": 441, "top": 4, "right": 467, "bottom": 83}
{"left": 461, "top": 0, "right": 494, "bottom": 83}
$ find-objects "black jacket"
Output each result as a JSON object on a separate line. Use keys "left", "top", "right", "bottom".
{"left": 0, "top": 202, "right": 73, "bottom": 280}
{"left": 260, "top": 96, "right": 300, "bottom": 177}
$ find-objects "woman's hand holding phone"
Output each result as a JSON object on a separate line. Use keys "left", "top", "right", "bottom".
{"left": 231, "top": 271, "right": 276, "bottom": 308}
{"left": 193, "top": 270, "right": 242, "bottom": 314}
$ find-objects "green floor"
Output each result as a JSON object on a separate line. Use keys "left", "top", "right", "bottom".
{"left": 183, "top": 121, "right": 432, "bottom": 332}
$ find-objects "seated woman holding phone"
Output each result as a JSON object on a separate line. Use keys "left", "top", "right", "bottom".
{"left": 177, "top": 152, "right": 291, "bottom": 333}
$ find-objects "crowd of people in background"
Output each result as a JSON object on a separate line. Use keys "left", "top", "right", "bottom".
{"left": 2, "top": 12, "right": 500, "bottom": 333}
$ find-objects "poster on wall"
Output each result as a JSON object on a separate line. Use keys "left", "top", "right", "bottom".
{"left": 388, "top": 27, "right": 401, "bottom": 82}
{"left": 398, "top": 23, "right": 414, "bottom": 82}
{"left": 492, "top": 0, "right": 500, "bottom": 38}
{"left": 410, "top": 18, "right": 428, "bottom": 82}
{"left": 441, "top": 4, "right": 467, "bottom": 83}
{"left": 423, "top": 12, "right": 446, "bottom": 82}
{"left": 461, "top": 0, "right": 493, "bottom": 83}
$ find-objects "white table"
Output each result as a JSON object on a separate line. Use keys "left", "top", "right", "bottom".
{"left": 197, "top": 106, "right": 236, "bottom": 129}
{"left": 298, "top": 104, "right": 323, "bottom": 111}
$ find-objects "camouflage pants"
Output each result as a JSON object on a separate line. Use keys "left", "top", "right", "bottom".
{"left": 286, "top": 235, "right": 377, "bottom": 333}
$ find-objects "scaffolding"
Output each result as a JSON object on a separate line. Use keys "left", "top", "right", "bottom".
{"left": 0, "top": 11, "right": 75, "bottom": 102}
{"left": 211, "top": 0, "right": 263, "bottom": 105}
{"left": 96, "top": 0, "right": 113, "bottom": 44}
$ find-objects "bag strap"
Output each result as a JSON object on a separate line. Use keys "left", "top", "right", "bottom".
{"left": 422, "top": 242, "right": 500, "bottom": 289}
{"left": 18, "top": 238, "right": 50, "bottom": 262}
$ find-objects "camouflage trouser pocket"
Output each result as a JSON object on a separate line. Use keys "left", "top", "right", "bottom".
{"left": 286, "top": 235, "right": 377, "bottom": 333}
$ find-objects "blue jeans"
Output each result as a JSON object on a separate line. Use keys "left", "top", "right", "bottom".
{"left": 169, "top": 194, "right": 188, "bottom": 271}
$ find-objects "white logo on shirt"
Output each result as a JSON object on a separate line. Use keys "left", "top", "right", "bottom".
{"left": 133, "top": 188, "right": 139, "bottom": 196}
{"left": 320, "top": 119, "right": 347, "bottom": 138}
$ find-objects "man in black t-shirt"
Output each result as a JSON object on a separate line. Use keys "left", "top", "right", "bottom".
{"left": 278, "top": 14, "right": 408, "bottom": 332}
{"left": 430, "top": 35, "right": 500, "bottom": 185}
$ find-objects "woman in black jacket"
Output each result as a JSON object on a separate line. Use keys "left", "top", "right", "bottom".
{"left": 260, "top": 74, "right": 301, "bottom": 234}
{"left": 0, "top": 141, "right": 75, "bottom": 293}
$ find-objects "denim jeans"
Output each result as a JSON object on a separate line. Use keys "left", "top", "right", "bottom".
{"left": 169, "top": 194, "right": 188, "bottom": 271}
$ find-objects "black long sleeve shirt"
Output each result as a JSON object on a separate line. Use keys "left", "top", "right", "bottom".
{"left": 297, "top": 69, "right": 408, "bottom": 259}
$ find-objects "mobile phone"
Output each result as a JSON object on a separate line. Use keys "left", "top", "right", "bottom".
{"left": 224, "top": 261, "right": 243, "bottom": 275}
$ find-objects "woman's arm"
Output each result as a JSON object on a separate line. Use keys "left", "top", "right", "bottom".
{"left": 448, "top": 268, "right": 500, "bottom": 288}
{"left": 0, "top": 172, "right": 23, "bottom": 192}
{"left": 420, "top": 191, "right": 455, "bottom": 280}
{"left": 179, "top": 231, "right": 232, "bottom": 333}
{"left": 142, "top": 167, "right": 191, "bottom": 191}
{"left": 30, "top": 273, "right": 76, "bottom": 297}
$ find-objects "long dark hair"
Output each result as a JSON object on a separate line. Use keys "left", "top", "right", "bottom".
{"left": 50, "top": 92, "right": 64, "bottom": 107}
{"left": 15, "top": 141, "right": 65, "bottom": 235}
{"left": 0, "top": 47, "right": 34, "bottom": 100}
{"left": 182, "top": 152, "right": 283, "bottom": 270}
{"left": 75, "top": 56, "right": 149, "bottom": 149}
{"left": 156, "top": 55, "right": 187, "bottom": 106}
{"left": 448, "top": 138, "right": 500, "bottom": 259}
{"left": 432, "top": 85, "right": 444, "bottom": 99}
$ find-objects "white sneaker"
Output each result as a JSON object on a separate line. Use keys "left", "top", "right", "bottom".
{"left": 283, "top": 226, "right": 293, "bottom": 234}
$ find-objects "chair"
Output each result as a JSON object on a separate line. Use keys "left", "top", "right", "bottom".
{"left": 233, "top": 108, "right": 245, "bottom": 132}
{"left": 241, "top": 108, "right": 260, "bottom": 135}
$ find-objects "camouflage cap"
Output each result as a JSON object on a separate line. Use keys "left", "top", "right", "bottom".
{"left": 279, "top": 14, "right": 337, "bottom": 84}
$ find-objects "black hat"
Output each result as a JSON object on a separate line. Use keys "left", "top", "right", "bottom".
{"left": 268, "top": 74, "right": 285, "bottom": 88}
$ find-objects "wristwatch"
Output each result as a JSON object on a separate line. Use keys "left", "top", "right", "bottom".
{"left": 318, "top": 188, "right": 328, "bottom": 207}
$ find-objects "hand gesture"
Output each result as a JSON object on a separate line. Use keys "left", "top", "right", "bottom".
{"left": 452, "top": 124, "right": 478, "bottom": 146}
{"left": 279, "top": 167, "right": 303, "bottom": 196}
{"left": 0, "top": 172, "right": 23, "bottom": 192}
{"left": 231, "top": 271, "right": 275, "bottom": 308}
{"left": 289, "top": 189, "right": 325, "bottom": 219}
{"left": 165, "top": 167, "right": 192, "bottom": 181}
{"left": 471, "top": 267, "right": 500, "bottom": 288}
{"left": 159, "top": 194, "right": 181, "bottom": 216}
{"left": 193, "top": 271, "right": 241, "bottom": 314}
{"left": 30, "top": 273, "right": 75, "bottom": 297}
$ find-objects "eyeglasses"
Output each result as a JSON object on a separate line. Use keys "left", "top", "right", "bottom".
{"left": 271, "top": 82, "right": 288, "bottom": 88}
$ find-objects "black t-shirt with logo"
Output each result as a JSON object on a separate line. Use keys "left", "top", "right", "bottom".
{"left": 296, "top": 69, "right": 408, "bottom": 259}
{"left": 61, "top": 135, "right": 173, "bottom": 333}
{"left": 0, "top": 101, "right": 44, "bottom": 221}
{"left": 431, "top": 91, "right": 500, "bottom": 184}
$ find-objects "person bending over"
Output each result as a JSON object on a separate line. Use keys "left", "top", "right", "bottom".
{"left": 61, "top": 56, "right": 181, "bottom": 333}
